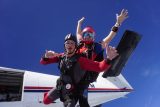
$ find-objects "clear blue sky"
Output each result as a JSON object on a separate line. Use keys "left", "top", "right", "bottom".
{"left": 0, "top": 0, "right": 160, "bottom": 107}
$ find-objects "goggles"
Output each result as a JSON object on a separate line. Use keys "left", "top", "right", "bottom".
{"left": 83, "top": 32, "right": 95, "bottom": 38}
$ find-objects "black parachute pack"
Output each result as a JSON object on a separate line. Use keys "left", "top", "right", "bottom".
{"left": 57, "top": 54, "right": 80, "bottom": 102}
{"left": 58, "top": 54, "right": 79, "bottom": 75}
{"left": 80, "top": 42, "right": 104, "bottom": 83}
{"left": 58, "top": 53, "right": 86, "bottom": 84}
{"left": 103, "top": 30, "right": 141, "bottom": 77}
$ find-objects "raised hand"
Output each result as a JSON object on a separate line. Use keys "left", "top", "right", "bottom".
{"left": 78, "top": 17, "right": 85, "bottom": 24}
{"left": 106, "top": 46, "right": 119, "bottom": 60}
{"left": 116, "top": 9, "right": 128, "bottom": 26}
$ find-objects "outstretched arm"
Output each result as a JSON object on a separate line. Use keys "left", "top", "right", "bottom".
{"left": 78, "top": 45, "right": 118, "bottom": 72}
{"left": 40, "top": 50, "right": 62, "bottom": 65}
{"left": 102, "top": 9, "right": 128, "bottom": 48}
{"left": 76, "top": 17, "right": 85, "bottom": 42}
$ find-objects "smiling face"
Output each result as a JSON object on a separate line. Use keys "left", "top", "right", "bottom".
{"left": 64, "top": 40, "right": 76, "bottom": 54}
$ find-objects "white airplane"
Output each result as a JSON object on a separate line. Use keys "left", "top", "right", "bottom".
{"left": 0, "top": 30, "right": 141, "bottom": 107}
{"left": 0, "top": 66, "right": 132, "bottom": 107}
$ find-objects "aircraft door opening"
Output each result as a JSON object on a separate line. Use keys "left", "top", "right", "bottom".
{"left": 0, "top": 69, "right": 24, "bottom": 102}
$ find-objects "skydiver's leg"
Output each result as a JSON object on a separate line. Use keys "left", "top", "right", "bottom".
{"left": 43, "top": 88, "right": 60, "bottom": 104}
{"left": 63, "top": 98, "right": 76, "bottom": 107}
{"left": 79, "top": 96, "right": 90, "bottom": 107}
{"left": 78, "top": 89, "right": 90, "bottom": 107}
{"left": 67, "top": 99, "right": 76, "bottom": 107}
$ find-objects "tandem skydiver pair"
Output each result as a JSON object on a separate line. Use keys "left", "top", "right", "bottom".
{"left": 40, "top": 9, "right": 128, "bottom": 107}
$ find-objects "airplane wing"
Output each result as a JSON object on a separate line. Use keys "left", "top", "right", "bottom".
{"left": 88, "top": 73, "right": 133, "bottom": 106}
{"left": 103, "top": 30, "right": 141, "bottom": 77}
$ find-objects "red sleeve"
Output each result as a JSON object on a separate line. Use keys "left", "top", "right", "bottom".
{"left": 78, "top": 57, "right": 111, "bottom": 72}
{"left": 40, "top": 56, "right": 59, "bottom": 65}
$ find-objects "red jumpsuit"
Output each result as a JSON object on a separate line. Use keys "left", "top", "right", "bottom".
{"left": 40, "top": 53, "right": 111, "bottom": 107}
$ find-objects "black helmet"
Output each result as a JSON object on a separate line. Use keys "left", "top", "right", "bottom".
{"left": 64, "top": 33, "right": 77, "bottom": 45}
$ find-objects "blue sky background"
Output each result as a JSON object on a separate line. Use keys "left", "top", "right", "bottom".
{"left": 0, "top": 0, "right": 160, "bottom": 107}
